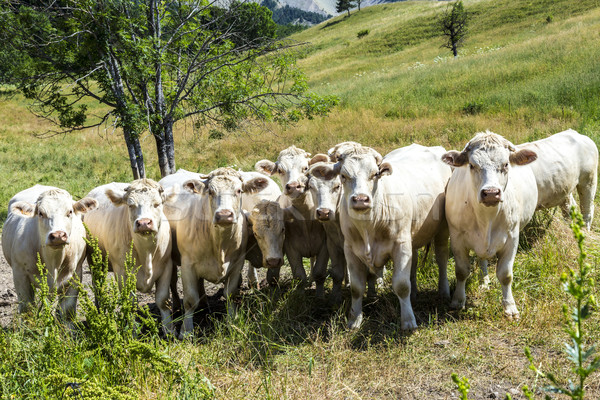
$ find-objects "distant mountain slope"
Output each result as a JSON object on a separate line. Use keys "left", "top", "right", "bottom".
{"left": 262, "top": 0, "right": 331, "bottom": 25}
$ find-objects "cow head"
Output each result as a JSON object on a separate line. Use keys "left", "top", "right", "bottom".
{"left": 255, "top": 146, "right": 325, "bottom": 199}
{"left": 184, "top": 168, "right": 268, "bottom": 226}
{"left": 307, "top": 161, "right": 343, "bottom": 222}
{"left": 105, "top": 179, "right": 166, "bottom": 236}
{"left": 12, "top": 189, "right": 98, "bottom": 248}
{"left": 246, "top": 200, "right": 285, "bottom": 269}
{"left": 442, "top": 131, "right": 537, "bottom": 207}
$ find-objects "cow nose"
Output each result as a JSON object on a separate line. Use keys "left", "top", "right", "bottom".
{"left": 48, "top": 231, "right": 68, "bottom": 246}
{"left": 265, "top": 257, "right": 283, "bottom": 268}
{"left": 215, "top": 209, "right": 235, "bottom": 225}
{"left": 480, "top": 188, "right": 502, "bottom": 205}
{"left": 135, "top": 218, "right": 154, "bottom": 233}
{"left": 285, "top": 182, "right": 302, "bottom": 194}
{"left": 351, "top": 194, "right": 371, "bottom": 210}
{"left": 316, "top": 208, "right": 332, "bottom": 220}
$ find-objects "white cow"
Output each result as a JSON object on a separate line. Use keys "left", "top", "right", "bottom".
{"left": 160, "top": 168, "right": 268, "bottom": 338}
{"left": 84, "top": 179, "right": 175, "bottom": 335}
{"left": 239, "top": 171, "right": 285, "bottom": 287}
{"left": 306, "top": 161, "right": 347, "bottom": 304}
{"left": 314, "top": 144, "right": 452, "bottom": 329}
{"left": 518, "top": 129, "right": 598, "bottom": 227}
{"left": 2, "top": 185, "right": 97, "bottom": 325}
{"left": 442, "top": 131, "right": 538, "bottom": 320}
{"left": 255, "top": 146, "right": 330, "bottom": 296}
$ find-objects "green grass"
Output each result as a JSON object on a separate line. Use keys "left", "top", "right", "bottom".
{"left": 1, "top": 0, "right": 600, "bottom": 398}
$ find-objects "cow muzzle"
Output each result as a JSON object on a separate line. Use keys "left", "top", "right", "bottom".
{"left": 351, "top": 194, "right": 372, "bottom": 211}
{"left": 214, "top": 209, "right": 235, "bottom": 225}
{"left": 480, "top": 188, "right": 502, "bottom": 207}
{"left": 47, "top": 231, "right": 68, "bottom": 247}
{"left": 285, "top": 182, "right": 304, "bottom": 197}
{"left": 316, "top": 208, "right": 333, "bottom": 221}
{"left": 265, "top": 257, "right": 283, "bottom": 268}
{"left": 134, "top": 218, "right": 156, "bottom": 235}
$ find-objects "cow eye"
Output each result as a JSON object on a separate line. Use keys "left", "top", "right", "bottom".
{"left": 38, "top": 211, "right": 44, "bottom": 218}
{"left": 333, "top": 185, "right": 340, "bottom": 192}
{"left": 67, "top": 210, "right": 73, "bottom": 217}
{"left": 302, "top": 166, "right": 308, "bottom": 173}
{"left": 208, "top": 189, "right": 215, "bottom": 196}
{"left": 153, "top": 203, "right": 161, "bottom": 208}
{"left": 236, "top": 189, "right": 242, "bottom": 195}
{"left": 340, "top": 175, "right": 347, "bottom": 183}
{"left": 469, "top": 164, "right": 475, "bottom": 170}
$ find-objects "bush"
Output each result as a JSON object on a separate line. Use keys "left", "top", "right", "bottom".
{"left": 462, "top": 101, "right": 485, "bottom": 115}
{"left": 357, "top": 29, "right": 370, "bottom": 39}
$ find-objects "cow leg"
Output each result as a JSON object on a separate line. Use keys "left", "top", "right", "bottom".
{"left": 57, "top": 261, "right": 83, "bottom": 329}
{"left": 13, "top": 265, "right": 35, "bottom": 314}
{"left": 313, "top": 244, "right": 329, "bottom": 298}
{"left": 392, "top": 241, "right": 417, "bottom": 330}
{"left": 345, "top": 246, "right": 367, "bottom": 329}
{"left": 328, "top": 242, "right": 345, "bottom": 305}
{"left": 410, "top": 249, "right": 418, "bottom": 303}
{"left": 560, "top": 194, "right": 577, "bottom": 220}
{"left": 450, "top": 243, "right": 470, "bottom": 310}
{"left": 478, "top": 258, "right": 490, "bottom": 289}
{"left": 434, "top": 223, "right": 450, "bottom": 300}
{"left": 180, "top": 263, "right": 200, "bottom": 339}
{"left": 285, "top": 246, "right": 308, "bottom": 283}
{"left": 155, "top": 259, "right": 175, "bottom": 336}
{"left": 266, "top": 267, "right": 281, "bottom": 286}
{"left": 170, "top": 263, "right": 181, "bottom": 315}
{"left": 247, "top": 264, "right": 259, "bottom": 290}
{"left": 578, "top": 171, "right": 597, "bottom": 229}
{"left": 497, "top": 236, "right": 519, "bottom": 320}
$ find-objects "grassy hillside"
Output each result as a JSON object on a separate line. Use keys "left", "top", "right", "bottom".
{"left": 1, "top": 0, "right": 600, "bottom": 398}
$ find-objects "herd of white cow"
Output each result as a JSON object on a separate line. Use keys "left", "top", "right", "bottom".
{"left": 1, "top": 129, "right": 597, "bottom": 338}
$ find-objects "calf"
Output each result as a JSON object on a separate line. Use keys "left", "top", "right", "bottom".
{"left": 161, "top": 168, "right": 267, "bottom": 338}
{"left": 314, "top": 144, "right": 452, "bottom": 329}
{"left": 84, "top": 179, "right": 175, "bottom": 335}
{"left": 256, "top": 146, "right": 330, "bottom": 296}
{"left": 2, "top": 185, "right": 97, "bottom": 326}
{"left": 442, "top": 131, "right": 538, "bottom": 319}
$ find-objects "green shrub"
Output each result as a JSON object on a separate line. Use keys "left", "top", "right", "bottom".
{"left": 357, "top": 29, "right": 370, "bottom": 39}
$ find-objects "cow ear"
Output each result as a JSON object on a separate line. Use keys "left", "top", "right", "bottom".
{"left": 183, "top": 179, "right": 206, "bottom": 194}
{"left": 73, "top": 197, "right": 98, "bottom": 214}
{"left": 255, "top": 160, "right": 278, "bottom": 176}
{"left": 442, "top": 150, "right": 468, "bottom": 167}
{"left": 309, "top": 154, "right": 329, "bottom": 166}
{"left": 310, "top": 164, "right": 338, "bottom": 180}
{"left": 377, "top": 162, "right": 393, "bottom": 177}
{"left": 105, "top": 188, "right": 127, "bottom": 206}
{"left": 509, "top": 149, "right": 537, "bottom": 166}
{"left": 11, "top": 201, "right": 35, "bottom": 217}
{"left": 243, "top": 177, "right": 269, "bottom": 194}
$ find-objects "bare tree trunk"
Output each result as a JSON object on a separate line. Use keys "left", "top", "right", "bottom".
{"left": 165, "top": 117, "right": 176, "bottom": 174}
{"left": 124, "top": 129, "right": 145, "bottom": 179}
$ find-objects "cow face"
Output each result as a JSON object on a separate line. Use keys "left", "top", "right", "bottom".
{"left": 12, "top": 189, "right": 98, "bottom": 248}
{"left": 184, "top": 168, "right": 268, "bottom": 226}
{"left": 255, "top": 146, "right": 320, "bottom": 199}
{"left": 247, "top": 200, "right": 285, "bottom": 268}
{"left": 442, "top": 131, "right": 537, "bottom": 207}
{"left": 337, "top": 148, "right": 391, "bottom": 213}
{"left": 106, "top": 179, "right": 165, "bottom": 235}
{"left": 307, "top": 162, "right": 343, "bottom": 222}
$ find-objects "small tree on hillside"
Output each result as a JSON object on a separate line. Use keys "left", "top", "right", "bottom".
{"left": 336, "top": 0, "right": 354, "bottom": 17}
{"left": 440, "top": 0, "right": 469, "bottom": 58}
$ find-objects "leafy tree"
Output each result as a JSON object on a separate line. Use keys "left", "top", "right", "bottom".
{"left": 0, "top": 1, "right": 337, "bottom": 178}
{"left": 336, "top": 0, "right": 354, "bottom": 17}
{"left": 439, "top": 0, "right": 469, "bottom": 57}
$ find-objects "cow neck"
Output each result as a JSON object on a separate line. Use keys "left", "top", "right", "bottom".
{"left": 210, "top": 213, "right": 244, "bottom": 258}
{"left": 130, "top": 230, "right": 161, "bottom": 288}
{"left": 289, "top": 190, "right": 314, "bottom": 219}
{"left": 39, "top": 242, "right": 69, "bottom": 288}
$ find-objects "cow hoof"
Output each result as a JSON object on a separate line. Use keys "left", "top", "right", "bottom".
{"left": 504, "top": 311, "right": 520, "bottom": 321}
{"left": 450, "top": 299, "right": 466, "bottom": 310}
{"left": 401, "top": 319, "right": 418, "bottom": 331}
{"left": 347, "top": 314, "right": 363, "bottom": 330}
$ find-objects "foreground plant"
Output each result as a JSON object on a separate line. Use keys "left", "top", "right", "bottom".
{"left": 520, "top": 208, "right": 599, "bottom": 400}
